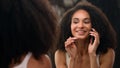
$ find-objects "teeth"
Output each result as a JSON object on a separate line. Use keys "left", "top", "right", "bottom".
{"left": 78, "top": 31, "right": 84, "bottom": 33}
{"left": 76, "top": 30, "right": 86, "bottom": 34}
{"left": 77, "top": 30, "right": 85, "bottom": 32}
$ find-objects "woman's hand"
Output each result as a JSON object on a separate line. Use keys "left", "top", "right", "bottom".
{"left": 88, "top": 28, "right": 100, "bottom": 54}
{"left": 65, "top": 37, "right": 78, "bottom": 59}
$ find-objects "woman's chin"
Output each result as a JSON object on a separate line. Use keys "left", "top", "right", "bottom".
{"left": 75, "top": 36, "right": 88, "bottom": 40}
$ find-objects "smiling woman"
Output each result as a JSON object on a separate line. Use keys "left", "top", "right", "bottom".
{"left": 55, "top": 1, "right": 117, "bottom": 68}
{"left": 71, "top": 9, "right": 92, "bottom": 40}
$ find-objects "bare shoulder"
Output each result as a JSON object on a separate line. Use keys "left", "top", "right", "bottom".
{"left": 38, "top": 54, "right": 52, "bottom": 68}
{"left": 55, "top": 50, "right": 67, "bottom": 68}
{"left": 100, "top": 48, "right": 115, "bottom": 68}
{"left": 55, "top": 50, "right": 66, "bottom": 61}
{"left": 100, "top": 48, "right": 115, "bottom": 60}
{"left": 55, "top": 50, "right": 66, "bottom": 57}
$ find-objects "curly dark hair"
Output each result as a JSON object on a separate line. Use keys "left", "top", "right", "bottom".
{"left": 0, "top": 0, "right": 59, "bottom": 67}
{"left": 57, "top": 1, "right": 117, "bottom": 54}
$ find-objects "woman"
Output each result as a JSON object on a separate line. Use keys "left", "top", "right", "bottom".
{"left": 55, "top": 1, "right": 117, "bottom": 68}
{"left": 0, "top": 0, "right": 59, "bottom": 68}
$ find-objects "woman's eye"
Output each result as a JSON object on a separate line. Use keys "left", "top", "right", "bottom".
{"left": 72, "top": 18, "right": 79, "bottom": 24}
{"left": 84, "top": 19, "right": 91, "bottom": 24}
{"left": 73, "top": 21, "right": 78, "bottom": 23}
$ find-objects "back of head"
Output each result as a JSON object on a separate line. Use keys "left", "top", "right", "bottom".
{"left": 0, "top": 0, "right": 58, "bottom": 67}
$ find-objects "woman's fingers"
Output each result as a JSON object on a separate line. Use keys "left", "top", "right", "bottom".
{"left": 65, "top": 37, "right": 78, "bottom": 47}
{"left": 88, "top": 28, "right": 100, "bottom": 53}
{"left": 65, "top": 37, "right": 78, "bottom": 58}
{"left": 89, "top": 28, "right": 100, "bottom": 45}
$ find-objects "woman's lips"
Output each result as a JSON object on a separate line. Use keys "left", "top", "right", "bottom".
{"left": 76, "top": 30, "right": 86, "bottom": 35}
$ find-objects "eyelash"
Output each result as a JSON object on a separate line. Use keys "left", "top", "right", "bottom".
{"left": 73, "top": 21, "right": 78, "bottom": 24}
{"left": 84, "top": 20, "right": 90, "bottom": 24}
{"left": 73, "top": 20, "right": 90, "bottom": 24}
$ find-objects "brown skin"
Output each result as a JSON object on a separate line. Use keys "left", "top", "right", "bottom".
{"left": 55, "top": 48, "right": 115, "bottom": 68}
{"left": 10, "top": 54, "right": 52, "bottom": 68}
{"left": 55, "top": 50, "right": 67, "bottom": 68}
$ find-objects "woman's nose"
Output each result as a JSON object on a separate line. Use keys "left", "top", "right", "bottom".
{"left": 77, "top": 22, "right": 84, "bottom": 28}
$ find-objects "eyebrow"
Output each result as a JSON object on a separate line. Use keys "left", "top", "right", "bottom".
{"left": 73, "top": 17, "right": 79, "bottom": 19}
{"left": 84, "top": 18, "right": 91, "bottom": 20}
{"left": 72, "top": 17, "right": 90, "bottom": 20}
{"left": 72, "top": 18, "right": 79, "bottom": 22}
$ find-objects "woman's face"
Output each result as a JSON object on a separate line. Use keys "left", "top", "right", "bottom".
{"left": 71, "top": 9, "right": 92, "bottom": 40}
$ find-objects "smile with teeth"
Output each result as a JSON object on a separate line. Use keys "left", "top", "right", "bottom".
{"left": 76, "top": 30, "right": 86, "bottom": 35}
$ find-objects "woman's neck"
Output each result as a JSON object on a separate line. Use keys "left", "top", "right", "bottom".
{"left": 75, "top": 39, "right": 89, "bottom": 55}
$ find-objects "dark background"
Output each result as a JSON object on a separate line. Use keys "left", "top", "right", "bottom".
{"left": 49, "top": 0, "right": 120, "bottom": 68}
